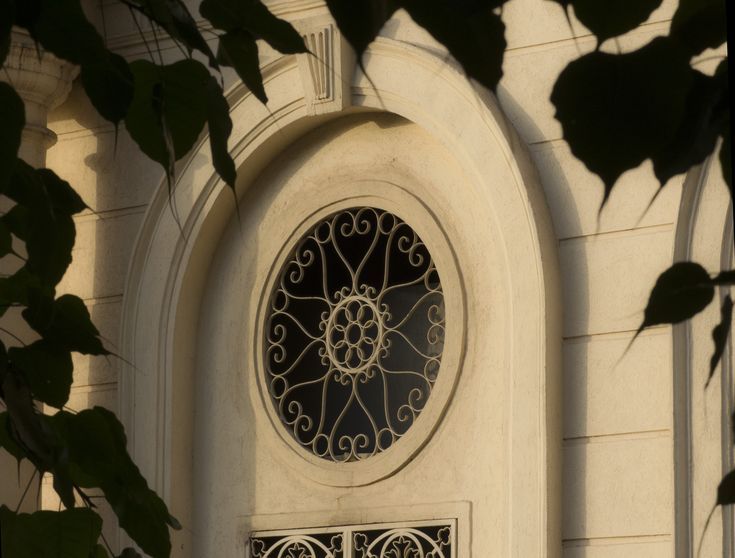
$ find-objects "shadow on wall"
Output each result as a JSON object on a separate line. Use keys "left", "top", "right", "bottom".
{"left": 499, "top": 76, "right": 678, "bottom": 552}
{"left": 497, "top": 86, "right": 593, "bottom": 550}
{"left": 43, "top": 79, "right": 174, "bottom": 551}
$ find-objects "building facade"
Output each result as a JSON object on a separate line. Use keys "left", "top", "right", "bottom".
{"left": 1, "top": 1, "right": 731, "bottom": 556}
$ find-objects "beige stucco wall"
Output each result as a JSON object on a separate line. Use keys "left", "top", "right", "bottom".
{"left": 10, "top": 0, "right": 724, "bottom": 556}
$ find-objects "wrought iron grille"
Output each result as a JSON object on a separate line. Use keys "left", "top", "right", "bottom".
{"left": 250, "top": 521, "right": 454, "bottom": 558}
{"left": 264, "top": 207, "right": 445, "bottom": 462}
{"left": 250, "top": 532, "right": 344, "bottom": 558}
{"left": 353, "top": 525, "right": 452, "bottom": 558}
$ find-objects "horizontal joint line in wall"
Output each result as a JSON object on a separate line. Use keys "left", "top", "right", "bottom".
{"left": 54, "top": 125, "right": 116, "bottom": 139}
{"left": 563, "top": 429, "right": 671, "bottom": 446}
{"left": 562, "top": 533, "right": 671, "bottom": 547}
{"left": 563, "top": 325, "right": 669, "bottom": 342}
{"left": 74, "top": 205, "right": 147, "bottom": 223}
{"left": 504, "top": 20, "right": 672, "bottom": 58}
{"left": 560, "top": 222, "right": 673, "bottom": 244}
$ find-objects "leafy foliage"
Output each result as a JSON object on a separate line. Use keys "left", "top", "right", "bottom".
{"left": 636, "top": 262, "right": 714, "bottom": 334}
{"left": 551, "top": 37, "right": 694, "bottom": 200}
{"left": 0, "top": 0, "right": 731, "bottom": 556}
{"left": 0, "top": 506, "right": 102, "bottom": 557}
{"left": 50, "top": 407, "right": 178, "bottom": 558}
{"left": 0, "top": 0, "right": 12, "bottom": 67}
{"left": 0, "top": 83, "right": 24, "bottom": 190}
{"left": 7, "top": 341, "right": 73, "bottom": 409}
{"left": 401, "top": 0, "right": 507, "bottom": 91}
{"left": 217, "top": 29, "right": 268, "bottom": 103}
{"left": 125, "top": 59, "right": 211, "bottom": 180}
{"left": 571, "top": 0, "right": 663, "bottom": 46}
{"left": 324, "top": 0, "right": 398, "bottom": 64}
{"left": 0, "top": 1, "right": 310, "bottom": 556}
{"left": 671, "top": 0, "right": 727, "bottom": 55}
{"left": 326, "top": 0, "right": 507, "bottom": 91}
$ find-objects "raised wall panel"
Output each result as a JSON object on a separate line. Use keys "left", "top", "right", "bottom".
{"left": 560, "top": 228, "right": 674, "bottom": 338}
{"left": 531, "top": 142, "right": 683, "bottom": 240}
{"left": 563, "top": 330, "right": 672, "bottom": 439}
{"left": 563, "top": 435, "right": 673, "bottom": 540}
{"left": 58, "top": 210, "right": 144, "bottom": 301}
{"left": 563, "top": 540, "right": 671, "bottom": 558}
{"left": 71, "top": 299, "right": 123, "bottom": 387}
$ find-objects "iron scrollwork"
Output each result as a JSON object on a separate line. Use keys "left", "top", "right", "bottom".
{"left": 249, "top": 524, "right": 453, "bottom": 558}
{"left": 353, "top": 526, "right": 452, "bottom": 558}
{"left": 251, "top": 533, "right": 343, "bottom": 558}
{"left": 265, "top": 207, "right": 445, "bottom": 462}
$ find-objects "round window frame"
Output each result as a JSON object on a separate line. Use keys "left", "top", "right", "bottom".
{"left": 253, "top": 182, "right": 466, "bottom": 487}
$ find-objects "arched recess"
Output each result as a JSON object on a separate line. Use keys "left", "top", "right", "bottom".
{"left": 674, "top": 153, "right": 733, "bottom": 557}
{"left": 119, "top": 29, "right": 562, "bottom": 558}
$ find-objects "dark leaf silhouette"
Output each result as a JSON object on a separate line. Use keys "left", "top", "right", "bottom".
{"left": 713, "top": 270, "right": 735, "bottom": 285}
{"left": 141, "top": 0, "right": 219, "bottom": 69}
{"left": 25, "top": 0, "right": 105, "bottom": 66}
{"left": 722, "top": 121, "right": 732, "bottom": 194}
{"left": 1, "top": 204, "right": 28, "bottom": 241}
{"left": 25, "top": 212, "right": 75, "bottom": 291}
{"left": 0, "top": 411, "right": 25, "bottom": 462}
{"left": 7, "top": 165, "right": 78, "bottom": 288}
{"left": 23, "top": 295, "right": 108, "bottom": 356}
{"left": 80, "top": 52, "right": 134, "bottom": 126}
{"left": 0, "top": 269, "right": 50, "bottom": 318}
{"left": 3, "top": 164, "right": 87, "bottom": 291}
{"left": 707, "top": 295, "right": 733, "bottom": 387}
{"left": 636, "top": 262, "right": 714, "bottom": 337}
{"left": 125, "top": 60, "right": 210, "bottom": 176}
{"left": 401, "top": 0, "right": 506, "bottom": 92}
{"left": 0, "top": 370, "right": 75, "bottom": 507}
{"left": 671, "top": 0, "right": 727, "bottom": 56}
{"left": 199, "top": 0, "right": 242, "bottom": 30}
{"left": 201, "top": 0, "right": 307, "bottom": 56}
{"left": 217, "top": 29, "right": 268, "bottom": 104}
{"left": 0, "top": 221, "right": 10, "bottom": 258}
{"left": 718, "top": 468, "right": 735, "bottom": 505}
{"left": 206, "top": 77, "right": 237, "bottom": 189}
{"left": 8, "top": 341, "right": 73, "bottom": 409}
{"left": 4, "top": 163, "right": 86, "bottom": 216}
{"left": 51, "top": 407, "right": 179, "bottom": 558}
{"left": 20, "top": 0, "right": 135, "bottom": 127}
{"left": 551, "top": 37, "right": 692, "bottom": 204}
{"left": 0, "top": 0, "right": 12, "bottom": 67}
{"left": 571, "top": 0, "right": 662, "bottom": 46}
{"left": 324, "top": 0, "right": 397, "bottom": 62}
{"left": 0, "top": 83, "right": 24, "bottom": 190}
{"left": 242, "top": 1, "right": 308, "bottom": 54}
{"left": 12, "top": 0, "right": 40, "bottom": 29}
{"left": 35, "top": 169, "right": 88, "bottom": 216}
{"left": 0, "top": 506, "right": 102, "bottom": 557}
{"left": 652, "top": 69, "right": 729, "bottom": 187}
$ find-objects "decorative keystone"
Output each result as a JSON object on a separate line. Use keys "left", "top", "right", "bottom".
{"left": 295, "top": 16, "right": 355, "bottom": 115}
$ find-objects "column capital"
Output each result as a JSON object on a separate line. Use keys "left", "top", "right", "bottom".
{"left": 2, "top": 29, "right": 79, "bottom": 165}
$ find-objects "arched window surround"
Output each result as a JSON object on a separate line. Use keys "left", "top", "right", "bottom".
{"left": 119, "top": 25, "right": 562, "bottom": 558}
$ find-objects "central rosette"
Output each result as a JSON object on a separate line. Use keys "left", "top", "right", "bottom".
{"left": 326, "top": 295, "right": 384, "bottom": 373}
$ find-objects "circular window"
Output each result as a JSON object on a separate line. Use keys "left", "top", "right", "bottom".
{"left": 264, "top": 207, "right": 445, "bottom": 462}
